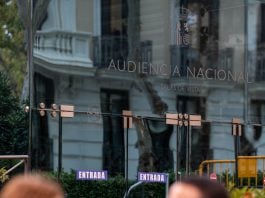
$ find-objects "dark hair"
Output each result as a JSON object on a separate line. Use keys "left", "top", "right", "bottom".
{"left": 180, "top": 177, "right": 229, "bottom": 198}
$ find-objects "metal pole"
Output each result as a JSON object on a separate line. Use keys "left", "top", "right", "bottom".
{"left": 124, "top": 126, "right": 129, "bottom": 197}
{"left": 24, "top": 158, "right": 29, "bottom": 174}
{"left": 123, "top": 181, "right": 143, "bottom": 198}
{"left": 186, "top": 125, "right": 190, "bottom": 176}
{"left": 176, "top": 126, "right": 179, "bottom": 180}
{"left": 166, "top": 173, "right": 169, "bottom": 198}
{"left": 243, "top": 0, "right": 249, "bottom": 129}
{"left": 188, "top": 125, "right": 191, "bottom": 176}
{"left": 242, "top": 0, "right": 248, "bottom": 188}
{"left": 234, "top": 135, "right": 239, "bottom": 187}
{"left": 58, "top": 107, "right": 63, "bottom": 180}
{"left": 28, "top": 0, "right": 34, "bottom": 171}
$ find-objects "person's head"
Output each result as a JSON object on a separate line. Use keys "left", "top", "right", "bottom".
{"left": 0, "top": 174, "right": 64, "bottom": 198}
{"left": 168, "top": 177, "right": 229, "bottom": 198}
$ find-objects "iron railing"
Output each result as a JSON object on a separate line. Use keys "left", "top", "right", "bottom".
{"left": 93, "top": 36, "right": 128, "bottom": 68}
{"left": 0, "top": 155, "right": 29, "bottom": 180}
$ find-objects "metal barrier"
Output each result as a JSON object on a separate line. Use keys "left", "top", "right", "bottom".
{"left": 198, "top": 156, "right": 265, "bottom": 188}
{"left": 198, "top": 159, "right": 235, "bottom": 188}
{"left": 0, "top": 155, "right": 29, "bottom": 180}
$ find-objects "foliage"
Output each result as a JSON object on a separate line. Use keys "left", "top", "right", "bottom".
{"left": 0, "top": 167, "right": 8, "bottom": 183}
{"left": 229, "top": 185, "right": 265, "bottom": 198}
{"left": 5, "top": 170, "right": 265, "bottom": 197}
{"left": 0, "top": 0, "right": 26, "bottom": 96}
{"left": 55, "top": 171, "right": 265, "bottom": 198}
{"left": 0, "top": 72, "right": 28, "bottom": 157}
{"left": 50, "top": 170, "right": 175, "bottom": 198}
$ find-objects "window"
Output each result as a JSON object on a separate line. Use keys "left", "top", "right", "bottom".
{"left": 260, "top": 4, "right": 265, "bottom": 43}
{"left": 140, "top": 40, "right": 152, "bottom": 64}
{"left": 171, "top": 0, "right": 219, "bottom": 74}
{"left": 93, "top": 0, "right": 128, "bottom": 67}
{"left": 250, "top": 100, "right": 265, "bottom": 142}
{"left": 100, "top": 89, "right": 129, "bottom": 176}
{"left": 219, "top": 48, "right": 233, "bottom": 71}
{"left": 256, "top": 59, "right": 265, "bottom": 81}
{"left": 177, "top": 96, "right": 208, "bottom": 170}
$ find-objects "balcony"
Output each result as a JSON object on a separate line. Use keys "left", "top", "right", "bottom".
{"left": 93, "top": 36, "right": 128, "bottom": 68}
{"left": 169, "top": 45, "right": 240, "bottom": 90}
{"left": 34, "top": 30, "right": 93, "bottom": 67}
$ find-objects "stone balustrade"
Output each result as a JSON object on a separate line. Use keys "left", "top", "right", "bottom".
{"left": 34, "top": 30, "right": 92, "bottom": 67}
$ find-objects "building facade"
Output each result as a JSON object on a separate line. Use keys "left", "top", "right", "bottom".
{"left": 32, "top": 0, "right": 265, "bottom": 179}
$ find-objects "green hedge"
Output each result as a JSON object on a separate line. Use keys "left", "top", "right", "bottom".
{"left": 57, "top": 171, "right": 175, "bottom": 198}
{"left": 57, "top": 171, "right": 265, "bottom": 198}
{"left": 4, "top": 170, "right": 265, "bottom": 197}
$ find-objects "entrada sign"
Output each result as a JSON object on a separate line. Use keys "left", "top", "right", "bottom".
{"left": 138, "top": 172, "right": 167, "bottom": 183}
{"left": 76, "top": 170, "right": 108, "bottom": 180}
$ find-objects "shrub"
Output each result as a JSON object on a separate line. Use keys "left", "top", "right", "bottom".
{"left": 53, "top": 170, "right": 174, "bottom": 198}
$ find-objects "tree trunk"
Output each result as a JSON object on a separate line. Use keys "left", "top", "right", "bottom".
{"left": 133, "top": 117, "right": 155, "bottom": 171}
{"left": 127, "top": 0, "right": 170, "bottom": 171}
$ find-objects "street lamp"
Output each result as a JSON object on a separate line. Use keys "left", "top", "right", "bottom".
{"left": 50, "top": 103, "right": 57, "bottom": 118}
{"left": 39, "top": 102, "right": 45, "bottom": 117}
{"left": 166, "top": 113, "right": 201, "bottom": 179}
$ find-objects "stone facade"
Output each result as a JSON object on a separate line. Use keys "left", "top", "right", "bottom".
{"left": 33, "top": 0, "right": 265, "bottom": 178}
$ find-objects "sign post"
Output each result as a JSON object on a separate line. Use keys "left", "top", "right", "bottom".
{"left": 166, "top": 113, "right": 201, "bottom": 178}
{"left": 58, "top": 106, "right": 62, "bottom": 179}
{"left": 123, "top": 110, "right": 133, "bottom": 198}
{"left": 188, "top": 115, "right": 201, "bottom": 176}
{"left": 38, "top": 103, "right": 75, "bottom": 180}
{"left": 138, "top": 172, "right": 169, "bottom": 198}
{"left": 58, "top": 105, "right": 74, "bottom": 180}
{"left": 166, "top": 173, "right": 169, "bottom": 198}
{"left": 232, "top": 118, "right": 242, "bottom": 187}
{"left": 166, "top": 113, "right": 179, "bottom": 180}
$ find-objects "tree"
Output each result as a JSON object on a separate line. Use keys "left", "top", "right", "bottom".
{"left": 16, "top": 0, "right": 50, "bottom": 101}
{"left": 127, "top": 0, "right": 171, "bottom": 171}
{"left": 0, "top": 1, "right": 26, "bottom": 97}
{"left": 0, "top": 72, "right": 28, "bottom": 155}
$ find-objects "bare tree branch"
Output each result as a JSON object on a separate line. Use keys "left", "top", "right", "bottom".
{"left": 127, "top": 0, "right": 170, "bottom": 171}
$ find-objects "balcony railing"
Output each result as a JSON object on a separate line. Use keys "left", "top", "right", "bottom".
{"left": 170, "top": 45, "right": 194, "bottom": 77}
{"left": 93, "top": 36, "right": 128, "bottom": 68}
{"left": 34, "top": 30, "right": 92, "bottom": 67}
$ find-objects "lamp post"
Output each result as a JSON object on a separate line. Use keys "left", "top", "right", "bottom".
{"left": 122, "top": 110, "right": 132, "bottom": 198}
{"left": 28, "top": 0, "right": 34, "bottom": 171}
{"left": 166, "top": 113, "right": 201, "bottom": 178}
{"left": 37, "top": 103, "right": 74, "bottom": 180}
{"left": 58, "top": 106, "right": 63, "bottom": 179}
{"left": 232, "top": 118, "right": 242, "bottom": 187}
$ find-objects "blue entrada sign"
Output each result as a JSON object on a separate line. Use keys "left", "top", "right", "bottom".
{"left": 76, "top": 170, "right": 108, "bottom": 180}
{"left": 138, "top": 172, "right": 167, "bottom": 183}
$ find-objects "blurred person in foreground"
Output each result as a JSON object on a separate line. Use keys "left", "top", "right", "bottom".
{"left": 0, "top": 174, "right": 64, "bottom": 198}
{"left": 168, "top": 177, "right": 229, "bottom": 198}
